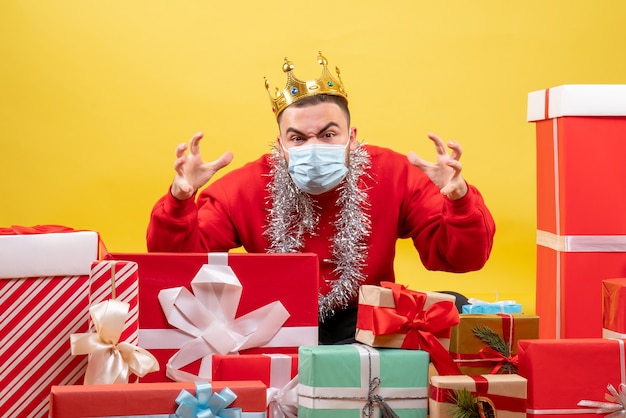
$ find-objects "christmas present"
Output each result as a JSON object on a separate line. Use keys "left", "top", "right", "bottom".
{"left": 518, "top": 337, "right": 626, "bottom": 417}
{"left": 212, "top": 353, "right": 298, "bottom": 417}
{"left": 298, "top": 344, "right": 429, "bottom": 418}
{"left": 603, "top": 278, "right": 626, "bottom": 338}
{"left": 355, "top": 282, "right": 461, "bottom": 375}
{"left": 0, "top": 226, "right": 100, "bottom": 418}
{"left": 449, "top": 313, "right": 539, "bottom": 375}
{"left": 536, "top": 239, "right": 626, "bottom": 339}
{"left": 0, "top": 225, "right": 99, "bottom": 278}
{"left": 429, "top": 374, "right": 527, "bottom": 418}
{"left": 89, "top": 260, "right": 139, "bottom": 345}
{"left": 49, "top": 380, "right": 267, "bottom": 417}
{"left": 70, "top": 299, "right": 159, "bottom": 384}
{"left": 528, "top": 84, "right": 626, "bottom": 338}
{"left": 461, "top": 298, "right": 523, "bottom": 314}
{"left": 104, "top": 252, "right": 319, "bottom": 382}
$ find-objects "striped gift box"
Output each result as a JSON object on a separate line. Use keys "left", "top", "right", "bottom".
{"left": 88, "top": 260, "right": 139, "bottom": 345}
{"left": 0, "top": 228, "right": 98, "bottom": 418}
{"left": 0, "top": 275, "right": 90, "bottom": 417}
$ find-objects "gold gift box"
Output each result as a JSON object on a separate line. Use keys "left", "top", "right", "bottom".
{"left": 449, "top": 314, "right": 539, "bottom": 375}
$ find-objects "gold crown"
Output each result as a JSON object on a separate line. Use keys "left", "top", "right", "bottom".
{"left": 264, "top": 52, "right": 347, "bottom": 118}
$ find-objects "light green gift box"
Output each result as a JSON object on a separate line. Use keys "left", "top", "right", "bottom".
{"left": 298, "top": 344, "right": 429, "bottom": 418}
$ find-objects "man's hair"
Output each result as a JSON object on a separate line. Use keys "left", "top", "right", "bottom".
{"left": 277, "top": 94, "right": 351, "bottom": 126}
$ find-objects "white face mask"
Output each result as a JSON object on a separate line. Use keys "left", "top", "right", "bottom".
{"left": 282, "top": 139, "right": 350, "bottom": 195}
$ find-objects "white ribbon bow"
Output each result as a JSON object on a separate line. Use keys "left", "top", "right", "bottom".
{"left": 70, "top": 299, "right": 159, "bottom": 384}
{"left": 578, "top": 384, "right": 626, "bottom": 417}
{"left": 267, "top": 376, "right": 299, "bottom": 418}
{"left": 158, "top": 262, "right": 291, "bottom": 381}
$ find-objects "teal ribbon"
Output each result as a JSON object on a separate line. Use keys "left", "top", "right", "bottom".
{"left": 175, "top": 382, "right": 242, "bottom": 418}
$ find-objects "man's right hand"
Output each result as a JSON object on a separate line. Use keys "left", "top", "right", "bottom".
{"left": 171, "top": 132, "right": 234, "bottom": 200}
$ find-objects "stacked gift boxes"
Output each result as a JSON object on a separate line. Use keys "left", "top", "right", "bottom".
{"left": 0, "top": 227, "right": 100, "bottom": 418}
{"left": 527, "top": 84, "right": 626, "bottom": 339}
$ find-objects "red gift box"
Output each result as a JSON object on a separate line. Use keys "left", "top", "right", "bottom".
{"left": 213, "top": 353, "right": 299, "bottom": 417}
{"left": 212, "top": 353, "right": 298, "bottom": 388}
{"left": 105, "top": 252, "right": 319, "bottom": 382}
{"left": 89, "top": 260, "right": 139, "bottom": 345}
{"left": 49, "top": 380, "right": 267, "bottom": 417}
{"left": 518, "top": 337, "right": 626, "bottom": 417}
{"left": 0, "top": 227, "right": 100, "bottom": 418}
{"left": 528, "top": 85, "right": 626, "bottom": 338}
{"left": 603, "top": 278, "right": 626, "bottom": 338}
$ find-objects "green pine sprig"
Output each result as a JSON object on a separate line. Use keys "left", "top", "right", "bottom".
{"left": 472, "top": 325, "right": 517, "bottom": 373}
{"left": 449, "top": 388, "right": 480, "bottom": 418}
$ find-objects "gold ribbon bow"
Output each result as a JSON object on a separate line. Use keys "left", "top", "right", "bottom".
{"left": 70, "top": 299, "right": 159, "bottom": 384}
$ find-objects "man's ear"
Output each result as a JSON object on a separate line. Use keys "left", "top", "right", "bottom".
{"left": 349, "top": 127, "right": 358, "bottom": 150}
{"left": 276, "top": 136, "right": 286, "bottom": 157}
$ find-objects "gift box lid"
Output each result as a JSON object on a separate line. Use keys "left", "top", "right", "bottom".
{"left": 0, "top": 230, "right": 99, "bottom": 278}
{"left": 527, "top": 84, "right": 626, "bottom": 122}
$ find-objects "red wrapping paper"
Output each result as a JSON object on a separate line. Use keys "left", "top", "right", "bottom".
{"left": 105, "top": 252, "right": 318, "bottom": 382}
{"left": 49, "top": 380, "right": 267, "bottom": 417}
{"left": 603, "top": 278, "right": 626, "bottom": 337}
{"left": 518, "top": 337, "right": 626, "bottom": 417}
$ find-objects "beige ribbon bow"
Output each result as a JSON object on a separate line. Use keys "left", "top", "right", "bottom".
{"left": 71, "top": 299, "right": 159, "bottom": 384}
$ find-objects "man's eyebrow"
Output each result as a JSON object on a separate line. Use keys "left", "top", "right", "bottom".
{"left": 285, "top": 122, "right": 341, "bottom": 137}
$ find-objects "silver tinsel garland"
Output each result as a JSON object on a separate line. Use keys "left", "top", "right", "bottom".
{"left": 264, "top": 143, "right": 372, "bottom": 321}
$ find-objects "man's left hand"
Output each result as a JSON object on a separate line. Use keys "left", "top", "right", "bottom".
{"left": 407, "top": 132, "right": 468, "bottom": 200}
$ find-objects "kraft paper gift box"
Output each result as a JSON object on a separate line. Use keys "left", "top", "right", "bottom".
{"left": 518, "top": 338, "right": 626, "bottom": 417}
{"left": 355, "top": 282, "right": 461, "bottom": 376}
{"left": 49, "top": 380, "right": 267, "bottom": 417}
{"left": 429, "top": 374, "right": 527, "bottom": 418}
{"left": 448, "top": 313, "right": 539, "bottom": 375}
{"left": 212, "top": 353, "right": 298, "bottom": 417}
{"left": 0, "top": 226, "right": 99, "bottom": 418}
{"left": 603, "top": 278, "right": 626, "bottom": 338}
{"left": 105, "top": 252, "right": 319, "bottom": 382}
{"left": 298, "top": 344, "right": 429, "bottom": 418}
{"left": 528, "top": 84, "right": 626, "bottom": 338}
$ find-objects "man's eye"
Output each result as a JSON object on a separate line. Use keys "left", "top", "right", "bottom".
{"left": 324, "top": 132, "right": 335, "bottom": 138}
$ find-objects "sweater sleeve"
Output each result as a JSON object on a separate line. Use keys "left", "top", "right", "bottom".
{"left": 146, "top": 188, "right": 205, "bottom": 252}
{"left": 408, "top": 181, "right": 496, "bottom": 272}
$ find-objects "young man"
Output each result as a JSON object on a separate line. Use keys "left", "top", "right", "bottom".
{"left": 147, "top": 53, "right": 496, "bottom": 344}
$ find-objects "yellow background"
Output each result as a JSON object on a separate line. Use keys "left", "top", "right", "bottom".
{"left": 2, "top": 1, "right": 626, "bottom": 314}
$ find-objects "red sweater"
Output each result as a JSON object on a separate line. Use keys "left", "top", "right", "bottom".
{"left": 147, "top": 144, "right": 495, "bottom": 297}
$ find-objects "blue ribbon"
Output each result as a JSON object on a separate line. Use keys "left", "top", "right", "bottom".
{"left": 175, "top": 382, "right": 242, "bottom": 418}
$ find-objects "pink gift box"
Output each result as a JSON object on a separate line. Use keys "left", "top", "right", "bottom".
{"left": 105, "top": 252, "right": 319, "bottom": 382}
{"left": 528, "top": 85, "right": 626, "bottom": 338}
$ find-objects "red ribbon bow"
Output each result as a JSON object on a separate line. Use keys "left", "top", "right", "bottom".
{"left": 359, "top": 282, "right": 462, "bottom": 375}
{"left": 478, "top": 347, "right": 519, "bottom": 374}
